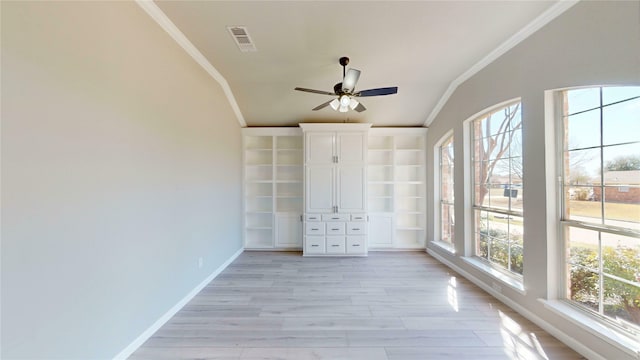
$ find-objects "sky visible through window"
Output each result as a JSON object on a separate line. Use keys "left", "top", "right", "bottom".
{"left": 565, "top": 86, "right": 640, "bottom": 178}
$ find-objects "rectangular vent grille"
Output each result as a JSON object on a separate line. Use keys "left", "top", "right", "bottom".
{"left": 227, "top": 26, "right": 257, "bottom": 52}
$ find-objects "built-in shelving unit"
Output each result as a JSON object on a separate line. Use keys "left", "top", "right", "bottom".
{"left": 243, "top": 127, "right": 426, "bottom": 251}
{"left": 242, "top": 128, "right": 303, "bottom": 249}
{"left": 367, "top": 128, "right": 427, "bottom": 249}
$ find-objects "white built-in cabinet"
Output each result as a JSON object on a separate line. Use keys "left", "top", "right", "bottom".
{"left": 368, "top": 128, "right": 427, "bottom": 249}
{"left": 242, "top": 126, "right": 427, "bottom": 252}
{"left": 242, "top": 128, "right": 303, "bottom": 249}
{"left": 300, "top": 123, "right": 371, "bottom": 256}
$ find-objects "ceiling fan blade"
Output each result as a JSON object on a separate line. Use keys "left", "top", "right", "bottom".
{"left": 295, "top": 87, "right": 336, "bottom": 96}
{"left": 353, "top": 102, "right": 367, "bottom": 112}
{"left": 312, "top": 99, "right": 335, "bottom": 111}
{"left": 356, "top": 87, "right": 398, "bottom": 97}
{"left": 341, "top": 69, "right": 361, "bottom": 93}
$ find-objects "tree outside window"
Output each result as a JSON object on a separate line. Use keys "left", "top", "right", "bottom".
{"left": 471, "top": 101, "right": 524, "bottom": 275}
{"left": 440, "top": 135, "right": 454, "bottom": 246}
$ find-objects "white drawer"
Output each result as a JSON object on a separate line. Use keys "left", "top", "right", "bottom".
{"left": 326, "top": 236, "right": 345, "bottom": 254}
{"left": 347, "top": 222, "right": 367, "bottom": 235}
{"left": 351, "top": 214, "right": 367, "bottom": 222}
{"left": 322, "top": 214, "right": 349, "bottom": 222}
{"left": 305, "top": 214, "right": 322, "bottom": 222}
{"left": 346, "top": 236, "right": 366, "bottom": 254}
{"left": 305, "top": 236, "right": 326, "bottom": 254}
{"left": 306, "top": 224, "right": 325, "bottom": 235}
{"left": 326, "top": 222, "right": 346, "bottom": 235}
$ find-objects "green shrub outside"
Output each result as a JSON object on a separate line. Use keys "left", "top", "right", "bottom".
{"left": 569, "top": 245, "right": 640, "bottom": 325}
{"left": 479, "top": 228, "right": 523, "bottom": 275}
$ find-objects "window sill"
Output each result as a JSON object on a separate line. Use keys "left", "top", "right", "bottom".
{"left": 539, "top": 299, "right": 640, "bottom": 359}
{"left": 430, "top": 240, "right": 455, "bottom": 254}
{"left": 461, "top": 256, "right": 526, "bottom": 295}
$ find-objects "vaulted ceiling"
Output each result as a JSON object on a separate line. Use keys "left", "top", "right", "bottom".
{"left": 152, "top": 1, "right": 564, "bottom": 127}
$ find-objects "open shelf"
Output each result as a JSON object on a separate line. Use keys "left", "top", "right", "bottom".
{"left": 243, "top": 128, "right": 304, "bottom": 250}
{"left": 368, "top": 128, "right": 426, "bottom": 249}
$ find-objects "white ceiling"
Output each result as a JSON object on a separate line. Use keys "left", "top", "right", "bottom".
{"left": 154, "top": 1, "right": 560, "bottom": 127}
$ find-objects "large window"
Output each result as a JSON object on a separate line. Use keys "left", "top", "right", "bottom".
{"left": 439, "top": 135, "right": 454, "bottom": 246}
{"left": 561, "top": 86, "right": 640, "bottom": 332}
{"left": 472, "top": 101, "right": 524, "bottom": 276}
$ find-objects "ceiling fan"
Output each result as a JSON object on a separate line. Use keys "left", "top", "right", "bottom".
{"left": 294, "top": 57, "right": 398, "bottom": 113}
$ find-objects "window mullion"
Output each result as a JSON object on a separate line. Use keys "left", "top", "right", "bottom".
{"left": 598, "top": 231, "right": 604, "bottom": 315}
{"left": 599, "top": 87, "right": 605, "bottom": 227}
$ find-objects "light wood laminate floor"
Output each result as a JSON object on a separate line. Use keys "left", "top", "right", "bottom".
{"left": 130, "top": 251, "right": 584, "bottom": 360}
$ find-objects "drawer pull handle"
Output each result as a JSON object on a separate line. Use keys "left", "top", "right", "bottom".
{"left": 332, "top": 217, "right": 339, "bottom": 220}
{"left": 353, "top": 244, "right": 360, "bottom": 247}
{"left": 332, "top": 245, "right": 340, "bottom": 247}
{"left": 309, "top": 217, "right": 317, "bottom": 220}
{"left": 352, "top": 228, "right": 360, "bottom": 231}
{"left": 311, "top": 228, "right": 319, "bottom": 230}
{"left": 331, "top": 228, "right": 340, "bottom": 231}
{"left": 311, "top": 245, "right": 319, "bottom": 247}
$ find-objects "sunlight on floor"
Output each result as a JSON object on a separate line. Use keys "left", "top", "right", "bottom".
{"left": 499, "top": 310, "right": 550, "bottom": 360}
{"left": 447, "top": 276, "right": 459, "bottom": 312}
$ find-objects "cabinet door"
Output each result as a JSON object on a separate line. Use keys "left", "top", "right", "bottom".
{"left": 275, "top": 213, "right": 302, "bottom": 248}
{"left": 336, "top": 165, "right": 366, "bottom": 212}
{"left": 337, "top": 133, "right": 366, "bottom": 164}
{"left": 305, "top": 132, "right": 335, "bottom": 164}
{"left": 368, "top": 214, "right": 394, "bottom": 247}
{"left": 306, "top": 165, "right": 334, "bottom": 213}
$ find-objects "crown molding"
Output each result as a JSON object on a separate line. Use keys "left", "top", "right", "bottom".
{"left": 135, "top": 0, "right": 247, "bottom": 127}
{"left": 423, "top": 0, "right": 580, "bottom": 127}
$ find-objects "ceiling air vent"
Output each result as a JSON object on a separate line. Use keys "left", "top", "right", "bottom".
{"left": 227, "top": 26, "right": 257, "bottom": 52}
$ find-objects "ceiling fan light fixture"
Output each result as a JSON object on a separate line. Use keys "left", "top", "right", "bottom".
{"left": 349, "top": 98, "right": 359, "bottom": 110}
{"left": 339, "top": 105, "right": 349, "bottom": 113}
{"left": 339, "top": 95, "right": 351, "bottom": 107}
{"left": 330, "top": 98, "right": 340, "bottom": 111}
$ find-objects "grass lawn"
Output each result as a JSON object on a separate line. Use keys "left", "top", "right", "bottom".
{"left": 570, "top": 200, "right": 640, "bottom": 223}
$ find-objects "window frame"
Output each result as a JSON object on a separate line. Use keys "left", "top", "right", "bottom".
{"left": 557, "top": 85, "right": 640, "bottom": 337}
{"left": 434, "top": 132, "right": 455, "bottom": 252}
{"left": 469, "top": 99, "right": 525, "bottom": 280}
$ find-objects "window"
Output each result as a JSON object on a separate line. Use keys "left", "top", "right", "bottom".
{"left": 561, "top": 86, "right": 640, "bottom": 332}
{"left": 471, "top": 101, "right": 523, "bottom": 276}
{"left": 439, "top": 135, "right": 455, "bottom": 247}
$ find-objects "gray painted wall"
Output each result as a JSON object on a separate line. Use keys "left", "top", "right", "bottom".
{"left": 1, "top": 2, "right": 243, "bottom": 358}
{"left": 426, "top": 2, "right": 640, "bottom": 359}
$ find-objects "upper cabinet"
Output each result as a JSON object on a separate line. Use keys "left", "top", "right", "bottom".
{"left": 305, "top": 132, "right": 334, "bottom": 164}
{"left": 304, "top": 130, "right": 366, "bottom": 165}
{"left": 337, "top": 133, "right": 366, "bottom": 164}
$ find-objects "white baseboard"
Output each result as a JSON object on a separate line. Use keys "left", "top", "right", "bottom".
{"left": 113, "top": 248, "right": 244, "bottom": 360}
{"left": 426, "top": 248, "right": 604, "bottom": 360}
